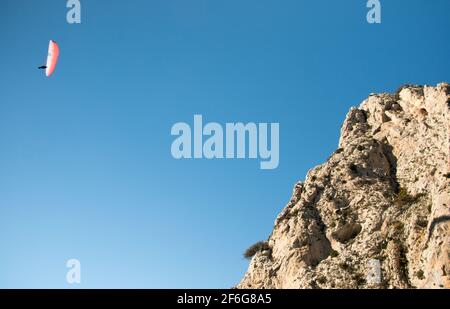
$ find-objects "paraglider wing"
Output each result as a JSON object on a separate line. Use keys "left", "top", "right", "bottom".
{"left": 45, "top": 40, "right": 59, "bottom": 77}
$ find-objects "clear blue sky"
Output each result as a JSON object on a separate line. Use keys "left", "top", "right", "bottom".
{"left": 0, "top": 0, "right": 449, "bottom": 288}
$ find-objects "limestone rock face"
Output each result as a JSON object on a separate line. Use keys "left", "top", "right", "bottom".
{"left": 238, "top": 83, "right": 450, "bottom": 289}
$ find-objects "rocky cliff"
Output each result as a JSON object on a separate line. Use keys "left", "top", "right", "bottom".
{"left": 238, "top": 83, "right": 450, "bottom": 289}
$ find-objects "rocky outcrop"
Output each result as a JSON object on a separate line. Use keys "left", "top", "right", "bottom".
{"left": 238, "top": 83, "right": 450, "bottom": 289}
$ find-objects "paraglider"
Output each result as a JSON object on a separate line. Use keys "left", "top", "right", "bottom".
{"left": 38, "top": 40, "right": 59, "bottom": 77}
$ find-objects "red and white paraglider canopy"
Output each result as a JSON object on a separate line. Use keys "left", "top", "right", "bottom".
{"left": 45, "top": 40, "right": 60, "bottom": 77}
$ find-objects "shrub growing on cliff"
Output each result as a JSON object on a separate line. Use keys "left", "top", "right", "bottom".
{"left": 394, "top": 187, "right": 425, "bottom": 207}
{"left": 416, "top": 270, "right": 425, "bottom": 280}
{"left": 244, "top": 241, "right": 269, "bottom": 259}
{"left": 317, "top": 276, "right": 327, "bottom": 284}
